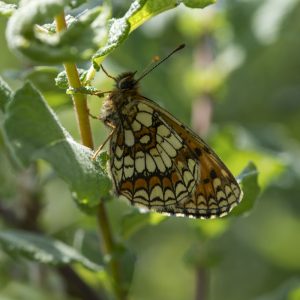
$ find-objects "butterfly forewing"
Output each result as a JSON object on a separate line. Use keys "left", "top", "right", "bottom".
{"left": 108, "top": 95, "right": 242, "bottom": 219}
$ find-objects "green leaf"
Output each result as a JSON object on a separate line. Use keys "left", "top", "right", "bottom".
{"left": 6, "top": 1, "right": 110, "bottom": 63}
{"left": 55, "top": 69, "right": 88, "bottom": 89}
{"left": 2, "top": 82, "right": 111, "bottom": 208}
{"left": 92, "top": 0, "right": 215, "bottom": 64}
{"left": 255, "top": 278, "right": 300, "bottom": 300}
{"left": 0, "top": 76, "right": 13, "bottom": 113}
{"left": 0, "top": 1, "right": 17, "bottom": 17}
{"left": 117, "top": 245, "right": 136, "bottom": 295}
{"left": 0, "top": 230, "right": 102, "bottom": 271}
{"left": 183, "top": 0, "right": 216, "bottom": 8}
{"left": 231, "top": 162, "right": 260, "bottom": 216}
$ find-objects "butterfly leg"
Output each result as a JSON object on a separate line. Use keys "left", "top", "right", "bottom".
{"left": 92, "top": 127, "right": 116, "bottom": 160}
{"left": 88, "top": 110, "right": 99, "bottom": 120}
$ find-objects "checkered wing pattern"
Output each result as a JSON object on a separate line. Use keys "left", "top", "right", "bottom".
{"left": 109, "top": 97, "right": 243, "bottom": 219}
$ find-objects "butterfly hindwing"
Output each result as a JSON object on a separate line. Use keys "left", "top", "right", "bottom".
{"left": 108, "top": 96, "right": 242, "bottom": 218}
{"left": 109, "top": 99, "right": 200, "bottom": 211}
{"left": 147, "top": 99, "right": 243, "bottom": 217}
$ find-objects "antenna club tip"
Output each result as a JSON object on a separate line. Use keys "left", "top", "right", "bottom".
{"left": 177, "top": 43, "right": 186, "bottom": 50}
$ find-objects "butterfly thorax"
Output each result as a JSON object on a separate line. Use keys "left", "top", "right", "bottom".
{"left": 100, "top": 72, "right": 139, "bottom": 128}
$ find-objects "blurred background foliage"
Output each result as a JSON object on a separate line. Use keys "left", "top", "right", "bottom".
{"left": 0, "top": 0, "right": 299, "bottom": 300}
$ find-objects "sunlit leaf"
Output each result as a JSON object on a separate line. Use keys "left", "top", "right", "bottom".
{"left": 92, "top": 0, "right": 215, "bottom": 65}
{"left": 0, "top": 1, "right": 17, "bottom": 17}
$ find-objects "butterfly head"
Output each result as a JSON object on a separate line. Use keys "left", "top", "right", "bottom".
{"left": 115, "top": 72, "right": 138, "bottom": 91}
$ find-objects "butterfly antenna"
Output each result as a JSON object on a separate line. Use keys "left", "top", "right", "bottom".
{"left": 136, "top": 44, "right": 185, "bottom": 83}
{"left": 101, "top": 64, "right": 117, "bottom": 81}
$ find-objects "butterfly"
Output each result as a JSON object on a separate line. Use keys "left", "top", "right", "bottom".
{"left": 93, "top": 44, "right": 243, "bottom": 219}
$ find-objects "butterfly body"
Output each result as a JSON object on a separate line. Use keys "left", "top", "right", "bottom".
{"left": 99, "top": 71, "right": 243, "bottom": 219}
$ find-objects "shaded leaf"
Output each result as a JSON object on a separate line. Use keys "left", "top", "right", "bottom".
{"left": 2, "top": 82, "right": 111, "bottom": 208}
{"left": 0, "top": 230, "right": 102, "bottom": 271}
{"left": 118, "top": 245, "right": 136, "bottom": 296}
{"left": 0, "top": 76, "right": 13, "bottom": 113}
{"left": 6, "top": 1, "right": 110, "bottom": 63}
{"left": 255, "top": 278, "right": 300, "bottom": 300}
{"left": 232, "top": 162, "right": 260, "bottom": 216}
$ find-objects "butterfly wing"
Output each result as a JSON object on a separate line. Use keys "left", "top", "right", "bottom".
{"left": 109, "top": 96, "right": 243, "bottom": 218}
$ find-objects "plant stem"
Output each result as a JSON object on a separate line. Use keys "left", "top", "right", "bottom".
{"left": 55, "top": 12, "right": 126, "bottom": 300}
{"left": 55, "top": 13, "right": 93, "bottom": 149}
{"left": 97, "top": 203, "right": 126, "bottom": 299}
{"left": 195, "top": 268, "right": 208, "bottom": 300}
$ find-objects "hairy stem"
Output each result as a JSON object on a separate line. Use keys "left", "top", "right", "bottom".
{"left": 55, "top": 13, "right": 93, "bottom": 148}
{"left": 55, "top": 11, "right": 126, "bottom": 300}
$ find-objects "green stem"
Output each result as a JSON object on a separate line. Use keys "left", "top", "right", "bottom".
{"left": 97, "top": 203, "right": 126, "bottom": 299}
{"left": 55, "top": 13, "right": 93, "bottom": 148}
{"left": 55, "top": 12, "right": 126, "bottom": 300}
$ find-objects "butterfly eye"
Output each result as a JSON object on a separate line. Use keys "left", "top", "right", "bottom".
{"left": 116, "top": 72, "right": 137, "bottom": 90}
{"left": 118, "top": 77, "right": 134, "bottom": 90}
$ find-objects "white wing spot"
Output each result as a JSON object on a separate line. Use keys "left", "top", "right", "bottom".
{"left": 188, "top": 159, "right": 197, "bottom": 175}
{"left": 124, "top": 130, "right": 135, "bottom": 146}
{"left": 135, "top": 151, "right": 145, "bottom": 173}
{"left": 150, "top": 186, "right": 163, "bottom": 201}
{"left": 225, "top": 185, "right": 232, "bottom": 196}
{"left": 115, "top": 146, "right": 123, "bottom": 158}
{"left": 175, "top": 182, "right": 187, "bottom": 199}
{"left": 150, "top": 148, "right": 166, "bottom": 173}
{"left": 114, "top": 167, "right": 123, "bottom": 182}
{"left": 134, "top": 189, "right": 149, "bottom": 201}
{"left": 132, "top": 120, "right": 142, "bottom": 132}
{"left": 183, "top": 170, "right": 195, "bottom": 190}
{"left": 157, "top": 144, "right": 172, "bottom": 169}
{"left": 198, "top": 195, "right": 206, "bottom": 205}
{"left": 113, "top": 157, "right": 123, "bottom": 169}
{"left": 157, "top": 124, "right": 171, "bottom": 137}
{"left": 213, "top": 178, "right": 222, "bottom": 190}
{"left": 136, "top": 112, "right": 152, "bottom": 127}
{"left": 228, "top": 195, "right": 236, "bottom": 204}
{"left": 208, "top": 197, "right": 217, "bottom": 205}
{"left": 217, "top": 190, "right": 226, "bottom": 201}
{"left": 166, "top": 134, "right": 182, "bottom": 150}
{"left": 124, "top": 155, "right": 134, "bottom": 178}
{"left": 231, "top": 183, "right": 240, "bottom": 197}
{"left": 140, "top": 135, "right": 151, "bottom": 144}
{"left": 146, "top": 153, "right": 156, "bottom": 172}
{"left": 162, "top": 142, "right": 177, "bottom": 157}
{"left": 164, "top": 188, "right": 175, "bottom": 201}
{"left": 138, "top": 103, "right": 154, "bottom": 113}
